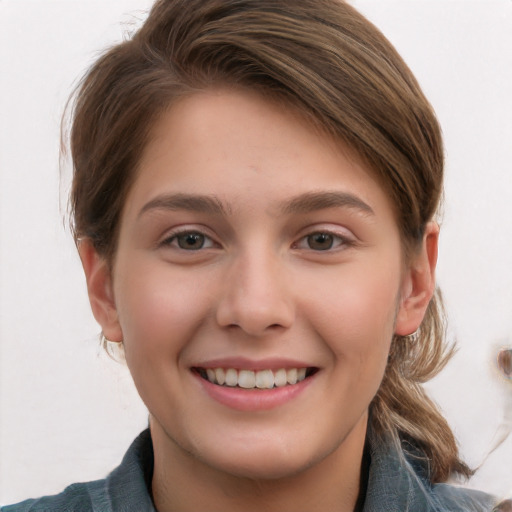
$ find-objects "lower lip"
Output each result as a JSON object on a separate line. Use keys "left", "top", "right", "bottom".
{"left": 193, "top": 372, "right": 315, "bottom": 411}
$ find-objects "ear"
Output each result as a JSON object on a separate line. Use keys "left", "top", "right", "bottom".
{"left": 78, "top": 239, "right": 123, "bottom": 342}
{"left": 394, "top": 222, "right": 439, "bottom": 336}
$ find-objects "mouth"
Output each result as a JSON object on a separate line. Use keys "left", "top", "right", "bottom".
{"left": 193, "top": 367, "right": 318, "bottom": 390}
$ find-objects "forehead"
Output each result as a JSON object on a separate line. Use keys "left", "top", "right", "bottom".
{"left": 125, "top": 88, "right": 394, "bottom": 222}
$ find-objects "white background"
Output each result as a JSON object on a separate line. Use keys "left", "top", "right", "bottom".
{"left": 0, "top": 0, "right": 511, "bottom": 505}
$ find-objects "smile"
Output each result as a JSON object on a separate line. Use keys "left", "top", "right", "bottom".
{"left": 195, "top": 367, "right": 316, "bottom": 390}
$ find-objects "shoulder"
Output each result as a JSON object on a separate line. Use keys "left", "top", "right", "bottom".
{"left": 2, "top": 429, "right": 155, "bottom": 512}
{"left": 1, "top": 479, "right": 108, "bottom": 512}
{"left": 432, "top": 482, "right": 498, "bottom": 511}
{"left": 364, "top": 428, "right": 498, "bottom": 512}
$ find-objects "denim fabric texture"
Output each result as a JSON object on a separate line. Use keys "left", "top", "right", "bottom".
{"left": 2, "top": 429, "right": 497, "bottom": 512}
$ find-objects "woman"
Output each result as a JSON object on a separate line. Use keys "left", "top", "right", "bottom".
{"left": 2, "top": 0, "right": 501, "bottom": 510}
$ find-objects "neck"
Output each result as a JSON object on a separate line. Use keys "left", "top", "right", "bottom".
{"left": 151, "top": 414, "right": 367, "bottom": 512}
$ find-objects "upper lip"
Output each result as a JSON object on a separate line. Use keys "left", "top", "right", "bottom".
{"left": 192, "top": 357, "right": 317, "bottom": 371}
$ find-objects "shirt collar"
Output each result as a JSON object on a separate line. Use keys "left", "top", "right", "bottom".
{"left": 103, "top": 428, "right": 494, "bottom": 512}
{"left": 105, "top": 429, "right": 157, "bottom": 511}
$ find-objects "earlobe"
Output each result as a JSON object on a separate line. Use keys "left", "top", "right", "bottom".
{"left": 394, "top": 222, "right": 439, "bottom": 336}
{"left": 78, "top": 239, "right": 123, "bottom": 342}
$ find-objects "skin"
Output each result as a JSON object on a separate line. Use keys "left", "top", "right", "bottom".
{"left": 80, "top": 88, "right": 438, "bottom": 512}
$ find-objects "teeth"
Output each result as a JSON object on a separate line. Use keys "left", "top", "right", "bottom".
{"left": 274, "top": 368, "right": 287, "bottom": 387}
{"left": 225, "top": 368, "right": 238, "bottom": 387}
{"left": 287, "top": 368, "right": 298, "bottom": 385}
{"left": 256, "top": 369, "right": 274, "bottom": 389}
{"left": 201, "top": 367, "right": 310, "bottom": 389}
{"left": 238, "top": 370, "right": 256, "bottom": 389}
{"left": 215, "top": 368, "right": 225, "bottom": 385}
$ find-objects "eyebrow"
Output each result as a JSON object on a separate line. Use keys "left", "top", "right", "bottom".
{"left": 280, "top": 191, "right": 374, "bottom": 216}
{"left": 138, "top": 193, "right": 229, "bottom": 218}
{"left": 138, "top": 190, "right": 374, "bottom": 218}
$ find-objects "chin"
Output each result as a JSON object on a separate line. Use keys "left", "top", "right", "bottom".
{"left": 191, "top": 432, "right": 335, "bottom": 481}
{"left": 206, "top": 450, "right": 317, "bottom": 481}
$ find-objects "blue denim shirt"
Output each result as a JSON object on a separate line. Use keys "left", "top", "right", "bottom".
{"left": 2, "top": 429, "right": 498, "bottom": 512}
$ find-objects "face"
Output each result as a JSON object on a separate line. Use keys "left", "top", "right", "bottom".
{"left": 87, "top": 88, "right": 432, "bottom": 480}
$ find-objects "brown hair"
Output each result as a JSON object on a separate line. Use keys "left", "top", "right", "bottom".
{"left": 69, "top": 0, "right": 471, "bottom": 481}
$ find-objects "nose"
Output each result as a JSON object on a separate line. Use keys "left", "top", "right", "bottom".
{"left": 215, "top": 249, "right": 295, "bottom": 337}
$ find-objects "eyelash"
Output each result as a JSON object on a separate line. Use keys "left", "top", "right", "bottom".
{"left": 293, "top": 230, "right": 355, "bottom": 252}
{"left": 159, "top": 228, "right": 354, "bottom": 252}
{"left": 159, "top": 229, "right": 217, "bottom": 251}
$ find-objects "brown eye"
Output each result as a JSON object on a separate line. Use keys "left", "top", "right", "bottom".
{"left": 161, "top": 229, "right": 217, "bottom": 252}
{"left": 307, "top": 233, "right": 335, "bottom": 251}
{"left": 294, "top": 230, "right": 352, "bottom": 252}
{"left": 176, "top": 232, "right": 206, "bottom": 250}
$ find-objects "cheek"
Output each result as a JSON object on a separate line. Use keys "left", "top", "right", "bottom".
{"left": 302, "top": 262, "right": 400, "bottom": 367}
{"left": 113, "top": 260, "right": 215, "bottom": 361}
